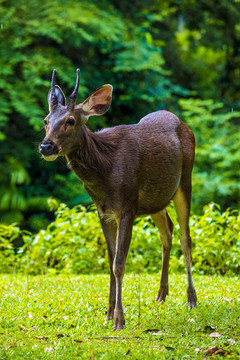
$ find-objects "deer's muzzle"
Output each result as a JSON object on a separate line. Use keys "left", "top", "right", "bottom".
{"left": 39, "top": 139, "right": 58, "bottom": 161}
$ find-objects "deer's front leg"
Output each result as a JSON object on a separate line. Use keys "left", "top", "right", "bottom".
{"left": 98, "top": 214, "right": 117, "bottom": 320}
{"left": 113, "top": 212, "right": 134, "bottom": 330}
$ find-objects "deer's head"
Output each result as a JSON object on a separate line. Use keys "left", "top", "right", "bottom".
{"left": 39, "top": 69, "right": 113, "bottom": 161}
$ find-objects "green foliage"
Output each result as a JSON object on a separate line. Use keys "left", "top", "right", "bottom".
{"left": 0, "top": 203, "right": 239, "bottom": 276}
{"left": 0, "top": 223, "right": 30, "bottom": 273}
{"left": 178, "top": 98, "right": 240, "bottom": 210}
{"left": 0, "top": 0, "right": 240, "bottom": 228}
{"left": 147, "top": 0, "right": 240, "bottom": 102}
{"left": 25, "top": 204, "right": 106, "bottom": 275}
{"left": 174, "top": 203, "right": 240, "bottom": 276}
{"left": 0, "top": 274, "right": 239, "bottom": 359}
{"left": 0, "top": 0, "right": 178, "bottom": 227}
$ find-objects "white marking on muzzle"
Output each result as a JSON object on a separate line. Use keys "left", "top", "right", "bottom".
{"left": 42, "top": 154, "right": 58, "bottom": 161}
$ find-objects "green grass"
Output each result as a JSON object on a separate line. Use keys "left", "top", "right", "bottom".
{"left": 0, "top": 274, "right": 239, "bottom": 359}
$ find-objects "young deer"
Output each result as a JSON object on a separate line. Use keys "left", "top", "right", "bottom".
{"left": 39, "top": 69, "right": 197, "bottom": 330}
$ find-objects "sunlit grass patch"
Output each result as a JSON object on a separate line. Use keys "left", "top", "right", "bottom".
{"left": 0, "top": 274, "right": 239, "bottom": 359}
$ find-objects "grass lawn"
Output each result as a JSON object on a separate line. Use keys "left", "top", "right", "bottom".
{"left": 0, "top": 274, "right": 239, "bottom": 359}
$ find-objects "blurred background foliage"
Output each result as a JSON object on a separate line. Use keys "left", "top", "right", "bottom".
{"left": 0, "top": 0, "right": 240, "bottom": 231}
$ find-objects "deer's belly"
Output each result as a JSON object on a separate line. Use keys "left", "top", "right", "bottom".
{"left": 137, "top": 177, "right": 180, "bottom": 215}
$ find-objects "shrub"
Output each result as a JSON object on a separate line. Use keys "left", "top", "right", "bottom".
{"left": 0, "top": 202, "right": 239, "bottom": 276}
{"left": 191, "top": 203, "right": 240, "bottom": 276}
{"left": 0, "top": 223, "right": 31, "bottom": 273}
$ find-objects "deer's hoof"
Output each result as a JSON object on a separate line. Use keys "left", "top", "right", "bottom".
{"left": 156, "top": 286, "right": 168, "bottom": 303}
{"left": 113, "top": 321, "right": 125, "bottom": 330}
{"left": 113, "top": 309, "right": 125, "bottom": 330}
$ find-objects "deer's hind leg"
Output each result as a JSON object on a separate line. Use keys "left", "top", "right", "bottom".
{"left": 173, "top": 185, "right": 197, "bottom": 308}
{"left": 151, "top": 209, "right": 173, "bottom": 302}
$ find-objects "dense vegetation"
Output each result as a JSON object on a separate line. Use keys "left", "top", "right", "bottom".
{"left": 0, "top": 202, "right": 239, "bottom": 276}
{"left": 0, "top": 0, "right": 240, "bottom": 230}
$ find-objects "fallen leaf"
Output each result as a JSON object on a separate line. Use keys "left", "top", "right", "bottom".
{"left": 214, "top": 349, "right": 226, "bottom": 355}
{"left": 19, "top": 325, "right": 31, "bottom": 331}
{"left": 204, "top": 346, "right": 225, "bottom": 355}
{"left": 35, "top": 336, "right": 49, "bottom": 340}
{"left": 164, "top": 346, "right": 174, "bottom": 351}
{"left": 143, "top": 328, "right": 160, "bottom": 333}
{"left": 204, "top": 325, "right": 216, "bottom": 333}
{"left": 195, "top": 348, "right": 201, "bottom": 354}
{"left": 153, "top": 332, "right": 169, "bottom": 337}
{"left": 56, "top": 333, "right": 69, "bottom": 338}
{"left": 19, "top": 324, "right": 38, "bottom": 331}
{"left": 63, "top": 316, "right": 69, "bottom": 320}
{"left": 209, "top": 332, "right": 222, "bottom": 338}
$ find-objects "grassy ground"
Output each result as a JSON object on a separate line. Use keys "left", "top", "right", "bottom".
{"left": 0, "top": 274, "right": 239, "bottom": 359}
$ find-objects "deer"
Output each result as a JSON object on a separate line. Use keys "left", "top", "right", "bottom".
{"left": 39, "top": 68, "right": 197, "bottom": 330}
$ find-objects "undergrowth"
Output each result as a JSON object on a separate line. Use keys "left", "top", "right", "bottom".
{"left": 0, "top": 202, "right": 239, "bottom": 276}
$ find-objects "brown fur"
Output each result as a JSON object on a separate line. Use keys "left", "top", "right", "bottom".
{"left": 39, "top": 77, "right": 197, "bottom": 330}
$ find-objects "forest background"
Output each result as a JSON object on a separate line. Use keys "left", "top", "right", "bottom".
{"left": 0, "top": 0, "right": 239, "bottom": 231}
{"left": 0, "top": 0, "right": 239, "bottom": 277}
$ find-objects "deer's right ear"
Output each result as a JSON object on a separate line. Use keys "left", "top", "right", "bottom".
{"left": 47, "top": 85, "right": 66, "bottom": 108}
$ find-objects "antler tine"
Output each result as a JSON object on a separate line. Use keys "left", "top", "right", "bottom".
{"left": 51, "top": 69, "right": 57, "bottom": 90}
{"left": 68, "top": 68, "right": 80, "bottom": 109}
{"left": 50, "top": 69, "right": 59, "bottom": 109}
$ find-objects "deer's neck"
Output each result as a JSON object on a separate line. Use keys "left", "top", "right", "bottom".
{"left": 66, "top": 125, "right": 115, "bottom": 183}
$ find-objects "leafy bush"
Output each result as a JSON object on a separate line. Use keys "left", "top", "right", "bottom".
{"left": 191, "top": 203, "right": 240, "bottom": 276}
{"left": 0, "top": 224, "right": 31, "bottom": 273}
{"left": 25, "top": 203, "right": 106, "bottom": 275}
{"left": 0, "top": 202, "right": 239, "bottom": 276}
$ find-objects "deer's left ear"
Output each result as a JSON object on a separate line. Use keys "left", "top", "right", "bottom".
{"left": 75, "top": 85, "right": 113, "bottom": 121}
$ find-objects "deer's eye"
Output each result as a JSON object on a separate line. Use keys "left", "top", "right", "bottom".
{"left": 66, "top": 117, "right": 75, "bottom": 125}
{"left": 43, "top": 119, "right": 48, "bottom": 125}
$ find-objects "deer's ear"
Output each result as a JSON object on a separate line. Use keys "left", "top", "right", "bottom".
{"left": 76, "top": 85, "right": 113, "bottom": 120}
{"left": 47, "top": 85, "right": 66, "bottom": 107}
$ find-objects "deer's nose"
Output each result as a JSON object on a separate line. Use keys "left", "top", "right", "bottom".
{"left": 39, "top": 141, "right": 56, "bottom": 156}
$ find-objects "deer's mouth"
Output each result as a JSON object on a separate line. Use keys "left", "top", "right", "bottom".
{"left": 42, "top": 153, "right": 59, "bottom": 161}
